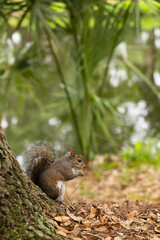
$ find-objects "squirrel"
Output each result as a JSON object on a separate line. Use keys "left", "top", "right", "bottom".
{"left": 25, "top": 141, "right": 86, "bottom": 203}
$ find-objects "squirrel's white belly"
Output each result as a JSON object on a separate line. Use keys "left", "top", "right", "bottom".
{"left": 56, "top": 180, "right": 65, "bottom": 201}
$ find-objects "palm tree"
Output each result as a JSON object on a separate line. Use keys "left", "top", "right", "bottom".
{"left": 0, "top": 0, "right": 159, "bottom": 160}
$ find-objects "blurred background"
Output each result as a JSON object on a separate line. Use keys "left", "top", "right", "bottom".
{"left": 1, "top": 0, "right": 160, "bottom": 201}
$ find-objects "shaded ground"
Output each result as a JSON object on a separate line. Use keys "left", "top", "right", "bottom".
{"left": 43, "top": 163, "right": 160, "bottom": 239}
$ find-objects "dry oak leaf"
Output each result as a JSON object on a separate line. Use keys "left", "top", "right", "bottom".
{"left": 66, "top": 210, "right": 83, "bottom": 222}
{"left": 54, "top": 216, "right": 70, "bottom": 223}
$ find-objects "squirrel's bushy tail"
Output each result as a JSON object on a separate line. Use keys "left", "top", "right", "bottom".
{"left": 25, "top": 141, "right": 55, "bottom": 184}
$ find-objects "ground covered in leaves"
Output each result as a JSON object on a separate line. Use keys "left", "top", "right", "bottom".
{"left": 66, "top": 163, "right": 160, "bottom": 202}
{"left": 44, "top": 162, "right": 160, "bottom": 239}
{"left": 46, "top": 200, "right": 160, "bottom": 239}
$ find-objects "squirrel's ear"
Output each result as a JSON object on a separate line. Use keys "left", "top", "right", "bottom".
{"left": 68, "top": 148, "right": 75, "bottom": 159}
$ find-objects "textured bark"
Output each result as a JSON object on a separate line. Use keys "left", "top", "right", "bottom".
{"left": 0, "top": 128, "right": 64, "bottom": 240}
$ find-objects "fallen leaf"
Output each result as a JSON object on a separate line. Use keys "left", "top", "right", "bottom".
{"left": 101, "top": 214, "right": 107, "bottom": 223}
{"left": 102, "top": 205, "right": 114, "bottom": 215}
{"left": 56, "top": 225, "right": 76, "bottom": 234}
{"left": 73, "top": 238, "right": 83, "bottom": 240}
{"left": 105, "top": 237, "right": 112, "bottom": 240}
{"left": 61, "top": 220, "right": 72, "bottom": 226}
{"left": 149, "top": 211, "right": 157, "bottom": 219}
{"left": 111, "top": 222, "right": 121, "bottom": 230}
{"left": 91, "top": 207, "right": 98, "bottom": 214}
{"left": 114, "top": 237, "right": 123, "bottom": 240}
{"left": 127, "top": 211, "right": 137, "bottom": 219}
{"left": 154, "top": 225, "right": 160, "bottom": 233}
{"left": 86, "top": 207, "right": 98, "bottom": 219}
{"left": 120, "top": 220, "right": 132, "bottom": 229}
{"left": 147, "top": 217, "right": 154, "bottom": 223}
{"left": 95, "top": 226, "right": 107, "bottom": 231}
{"left": 66, "top": 210, "right": 83, "bottom": 222}
{"left": 54, "top": 216, "right": 70, "bottom": 223}
{"left": 134, "top": 235, "right": 147, "bottom": 239}
{"left": 83, "top": 220, "right": 92, "bottom": 227}
{"left": 56, "top": 230, "right": 67, "bottom": 237}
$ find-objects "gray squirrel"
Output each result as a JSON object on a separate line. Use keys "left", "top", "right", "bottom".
{"left": 25, "top": 142, "right": 86, "bottom": 203}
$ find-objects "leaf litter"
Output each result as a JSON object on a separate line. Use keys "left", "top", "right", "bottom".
{"left": 46, "top": 200, "right": 160, "bottom": 239}
{"left": 45, "top": 163, "right": 160, "bottom": 239}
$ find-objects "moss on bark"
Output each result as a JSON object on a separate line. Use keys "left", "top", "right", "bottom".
{"left": 0, "top": 128, "right": 64, "bottom": 239}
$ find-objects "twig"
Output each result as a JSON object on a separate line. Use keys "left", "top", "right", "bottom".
{"left": 71, "top": 177, "right": 87, "bottom": 195}
{"left": 64, "top": 192, "right": 75, "bottom": 210}
{"left": 124, "top": 194, "right": 129, "bottom": 209}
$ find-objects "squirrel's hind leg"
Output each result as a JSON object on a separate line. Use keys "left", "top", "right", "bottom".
{"left": 45, "top": 187, "right": 59, "bottom": 201}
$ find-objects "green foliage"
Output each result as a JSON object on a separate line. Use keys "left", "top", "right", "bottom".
{"left": 121, "top": 139, "right": 160, "bottom": 167}
{"left": 0, "top": 0, "right": 160, "bottom": 161}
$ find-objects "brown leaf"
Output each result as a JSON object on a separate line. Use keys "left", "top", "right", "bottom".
{"left": 149, "top": 211, "right": 157, "bottom": 219}
{"left": 103, "top": 205, "right": 114, "bottom": 215}
{"left": 54, "top": 216, "right": 70, "bottom": 223}
{"left": 105, "top": 237, "right": 112, "bottom": 240}
{"left": 134, "top": 235, "right": 147, "bottom": 239}
{"left": 73, "top": 238, "right": 83, "bottom": 240}
{"left": 86, "top": 207, "right": 98, "bottom": 219}
{"left": 114, "top": 237, "right": 123, "bottom": 240}
{"left": 91, "top": 207, "right": 98, "bottom": 214}
{"left": 66, "top": 210, "right": 83, "bottom": 222}
{"left": 154, "top": 225, "right": 160, "bottom": 233}
{"left": 147, "top": 217, "right": 154, "bottom": 223}
{"left": 101, "top": 214, "right": 107, "bottom": 223}
{"left": 83, "top": 220, "right": 92, "bottom": 227}
{"left": 95, "top": 226, "right": 107, "bottom": 231}
{"left": 56, "top": 225, "right": 76, "bottom": 234}
{"left": 111, "top": 222, "right": 121, "bottom": 230}
{"left": 56, "top": 230, "right": 67, "bottom": 237}
{"left": 127, "top": 211, "right": 137, "bottom": 219}
{"left": 120, "top": 220, "right": 132, "bottom": 229}
{"left": 61, "top": 220, "right": 72, "bottom": 226}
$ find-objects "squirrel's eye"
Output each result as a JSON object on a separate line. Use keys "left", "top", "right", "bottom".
{"left": 77, "top": 158, "right": 81, "bottom": 162}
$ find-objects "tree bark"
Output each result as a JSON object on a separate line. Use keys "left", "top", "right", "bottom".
{"left": 0, "top": 127, "right": 64, "bottom": 240}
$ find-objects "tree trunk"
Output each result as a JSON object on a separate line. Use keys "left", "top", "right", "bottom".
{"left": 0, "top": 127, "right": 64, "bottom": 240}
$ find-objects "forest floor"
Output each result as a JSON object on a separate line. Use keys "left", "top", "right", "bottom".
{"left": 45, "top": 158, "right": 160, "bottom": 240}
{"left": 66, "top": 162, "right": 160, "bottom": 203}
